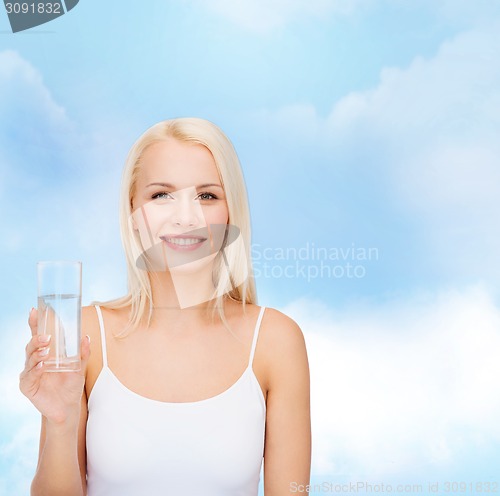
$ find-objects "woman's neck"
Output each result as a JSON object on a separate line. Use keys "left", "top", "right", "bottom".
{"left": 145, "top": 268, "right": 226, "bottom": 331}
{"left": 148, "top": 263, "right": 217, "bottom": 311}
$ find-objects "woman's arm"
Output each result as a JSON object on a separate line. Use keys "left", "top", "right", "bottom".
{"left": 31, "top": 394, "right": 88, "bottom": 495}
{"left": 20, "top": 308, "right": 91, "bottom": 496}
{"left": 262, "top": 309, "right": 312, "bottom": 495}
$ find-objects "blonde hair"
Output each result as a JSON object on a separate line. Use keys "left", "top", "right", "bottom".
{"left": 101, "top": 118, "right": 257, "bottom": 335}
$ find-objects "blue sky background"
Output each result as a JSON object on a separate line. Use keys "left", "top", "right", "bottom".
{"left": 1, "top": 1, "right": 500, "bottom": 494}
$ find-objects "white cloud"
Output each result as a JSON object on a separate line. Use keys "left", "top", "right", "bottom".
{"left": 0, "top": 50, "right": 127, "bottom": 302}
{"left": 281, "top": 285, "right": 500, "bottom": 476}
{"left": 0, "top": 49, "right": 69, "bottom": 131}
{"left": 251, "top": 23, "right": 500, "bottom": 283}
{"left": 0, "top": 50, "right": 78, "bottom": 185}
{"left": 0, "top": 49, "right": 76, "bottom": 253}
{"left": 326, "top": 26, "right": 500, "bottom": 281}
{"left": 326, "top": 26, "right": 500, "bottom": 139}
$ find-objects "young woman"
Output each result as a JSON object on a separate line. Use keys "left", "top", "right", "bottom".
{"left": 20, "top": 118, "right": 311, "bottom": 495}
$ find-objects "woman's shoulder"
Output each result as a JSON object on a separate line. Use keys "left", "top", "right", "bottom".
{"left": 253, "top": 305, "right": 309, "bottom": 392}
{"left": 229, "top": 301, "right": 300, "bottom": 329}
{"left": 235, "top": 302, "right": 306, "bottom": 358}
{"left": 225, "top": 300, "right": 305, "bottom": 347}
{"left": 82, "top": 303, "right": 130, "bottom": 325}
{"left": 81, "top": 303, "right": 130, "bottom": 348}
{"left": 259, "top": 305, "right": 306, "bottom": 350}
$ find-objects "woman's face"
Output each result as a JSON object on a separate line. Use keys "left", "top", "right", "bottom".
{"left": 131, "top": 138, "right": 229, "bottom": 272}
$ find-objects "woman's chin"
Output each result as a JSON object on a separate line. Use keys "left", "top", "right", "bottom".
{"left": 168, "top": 252, "right": 218, "bottom": 276}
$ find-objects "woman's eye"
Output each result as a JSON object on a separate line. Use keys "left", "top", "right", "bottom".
{"left": 198, "top": 192, "right": 217, "bottom": 201}
{"left": 152, "top": 192, "right": 173, "bottom": 200}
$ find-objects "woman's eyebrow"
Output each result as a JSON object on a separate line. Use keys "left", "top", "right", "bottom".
{"left": 146, "top": 182, "right": 224, "bottom": 189}
{"left": 198, "top": 183, "right": 224, "bottom": 189}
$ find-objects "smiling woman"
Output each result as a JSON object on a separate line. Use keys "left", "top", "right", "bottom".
{"left": 115, "top": 119, "right": 255, "bottom": 328}
{"left": 19, "top": 117, "right": 311, "bottom": 496}
{"left": 128, "top": 139, "right": 232, "bottom": 311}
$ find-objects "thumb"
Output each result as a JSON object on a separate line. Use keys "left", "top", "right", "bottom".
{"left": 28, "top": 308, "right": 38, "bottom": 337}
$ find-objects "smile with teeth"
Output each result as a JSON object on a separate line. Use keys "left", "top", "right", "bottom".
{"left": 162, "top": 237, "right": 206, "bottom": 246}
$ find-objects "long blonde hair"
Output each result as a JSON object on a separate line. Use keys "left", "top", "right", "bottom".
{"left": 101, "top": 118, "right": 257, "bottom": 335}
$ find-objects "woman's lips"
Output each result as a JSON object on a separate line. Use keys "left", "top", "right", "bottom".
{"left": 159, "top": 235, "right": 208, "bottom": 252}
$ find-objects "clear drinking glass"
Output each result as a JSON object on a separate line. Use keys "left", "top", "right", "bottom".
{"left": 37, "top": 261, "right": 82, "bottom": 372}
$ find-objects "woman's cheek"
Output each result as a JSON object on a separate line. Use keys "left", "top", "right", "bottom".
{"left": 131, "top": 205, "right": 160, "bottom": 250}
{"left": 204, "top": 203, "right": 229, "bottom": 226}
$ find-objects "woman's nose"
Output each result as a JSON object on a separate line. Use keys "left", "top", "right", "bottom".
{"left": 171, "top": 198, "right": 203, "bottom": 228}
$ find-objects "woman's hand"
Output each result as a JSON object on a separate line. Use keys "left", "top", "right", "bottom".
{"left": 19, "top": 308, "right": 91, "bottom": 425}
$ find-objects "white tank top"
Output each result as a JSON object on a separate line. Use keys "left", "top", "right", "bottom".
{"left": 86, "top": 305, "right": 266, "bottom": 496}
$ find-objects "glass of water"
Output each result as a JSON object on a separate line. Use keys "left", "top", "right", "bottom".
{"left": 37, "top": 261, "right": 82, "bottom": 372}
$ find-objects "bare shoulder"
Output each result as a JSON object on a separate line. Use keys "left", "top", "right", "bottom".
{"left": 229, "top": 302, "right": 305, "bottom": 347}
{"left": 81, "top": 304, "right": 128, "bottom": 337}
{"left": 259, "top": 307, "right": 309, "bottom": 389}
{"left": 261, "top": 306, "right": 307, "bottom": 352}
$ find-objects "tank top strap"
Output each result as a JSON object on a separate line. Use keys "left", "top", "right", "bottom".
{"left": 248, "top": 306, "right": 266, "bottom": 368}
{"left": 94, "top": 305, "right": 109, "bottom": 368}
